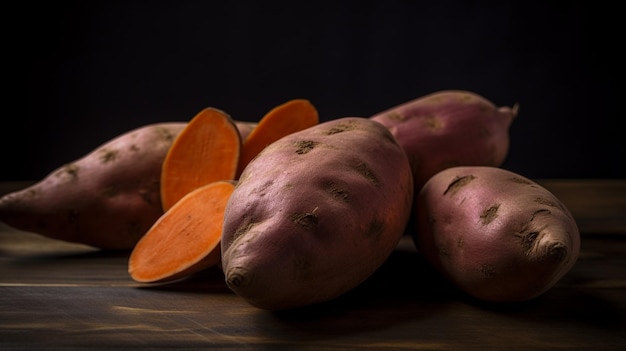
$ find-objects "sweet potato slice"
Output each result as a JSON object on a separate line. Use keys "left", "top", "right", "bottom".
{"left": 236, "top": 98, "right": 319, "bottom": 177}
{"left": 160, "top": 108, "right": 241, "bottom": 211}
{"left": 128, "top": 180, "right": 236, "bottom": 283}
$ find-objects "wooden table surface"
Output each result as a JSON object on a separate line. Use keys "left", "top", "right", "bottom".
{"left": 1, "top": 180, "right": 625, "bottom": 350}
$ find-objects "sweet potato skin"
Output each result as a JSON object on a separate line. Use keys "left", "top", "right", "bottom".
{"left": 414, "top": 166, "right": 580, "bottom": 302}
{"left": 370, "top": 90, "right": 517, "bottom": 191}
{"left": 0, "top": 123, "right": 187, "bottom": 249}
{"left": 221, "top": 117, "right": 413, "bottom": 310}
{"left": 0, "top": 120, "right": 257, "bottom": 250}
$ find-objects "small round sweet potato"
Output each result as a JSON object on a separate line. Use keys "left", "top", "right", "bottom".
{"left": 221, "top": 117, "right": 413, "bottom": 310}
{"left": 414, "top": 166, "right": 581, "bottom": 302}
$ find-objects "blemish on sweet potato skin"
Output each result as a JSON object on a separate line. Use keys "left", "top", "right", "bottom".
{"left": 154, "top": 125, "right": 179, "bottom": 142}
{"left": 353, "top": 162, "right": 379, "bottom": 187}
{"left": 325, "top": 181, "right": 350, "bottom": 202}
{"left": 509, "top": 176, "right": 533, "bottom": 185}
{"left": 422, "top": 115, "right": 443, "bottom": 131}
{"left": 443, "top": 175, "right": 475, "bottom": 196}
{"left": 295, "top": 140, "right": 318, "bottom": 155}
{"left": 232, "top": 220, "right": 258, "bottom": 245}
{"left": 480, "top": 204, "right": 499, "bottom": 225}
{"left": 99, "top": 148, "right": 119, "bottom": 163}
{"left": 290, "top": 208, "right": 319, "bottom": 230}
{"left": 325, "top": 120, "right": 357, "bottom": 135}
{"left": 55, "top": 163, "right": 80, "bottom": 181}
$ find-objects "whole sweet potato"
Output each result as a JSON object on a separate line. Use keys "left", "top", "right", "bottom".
{"left": 370, "top": 90, "right": 518, "bottom": 191}
{"left": 414, "top": 166, "right": 580, "bottom": 302}
{"left": 0, "top": 123, "right": 186, "bottom": 249}
{"left": 221, "top": 117, "right": 413, "bottom": 310}
{"left": 0, "top": 120, "right": 257, "bottom": 250}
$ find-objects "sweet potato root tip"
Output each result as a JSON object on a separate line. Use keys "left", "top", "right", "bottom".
{"left": 225, "top": 267, "right": 251, "bottom": 288}
{"left": 160, "top": 108, "right": 241, "bottom": 211}
{"left": 236, "top": 99, "right": 319, "bottom": 177}
{"left": 544, "top": 242, "right": 568, "bottom": 262}
{"left": 129, "top": 180, "right": 235, "bottom": 283}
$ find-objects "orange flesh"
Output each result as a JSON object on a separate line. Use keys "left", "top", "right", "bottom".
{"left": 128, "top": 181, "right": 235, "bottom": 283}
{"left": 160, "top": 107, "right": 241, "bottom": 211}
{"left": 236, "top": 99, "right": 318, "bottom": 177}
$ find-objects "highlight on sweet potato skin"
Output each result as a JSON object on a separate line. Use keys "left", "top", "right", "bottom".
{"left": 370, "top": 90, "right": 518, "bottom": 191}
{"left": 0, "top": 123, "right": 186, "bottom": 250}
{"left": 414, "top": 166, "right": 581, "bottom": 303}
{"left": 221, "top": 117, "right": 413, "bottom": 311}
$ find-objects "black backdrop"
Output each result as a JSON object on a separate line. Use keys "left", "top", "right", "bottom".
{"left": 4, "top": 1, "right": 624, "bottom": 181}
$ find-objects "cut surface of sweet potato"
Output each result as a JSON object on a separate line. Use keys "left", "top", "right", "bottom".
{"left": 161, "top": 108, "right": 241, "bottom": 211}
{"left": 128, "top": 180, "right": 236, "bottom": 283}
{"left": 236, "top": 99, "right": 318, "bottom": 177}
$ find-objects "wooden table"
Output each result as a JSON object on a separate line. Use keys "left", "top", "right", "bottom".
{"left": 1, "top": 180, "right": 625, "bottom": 350}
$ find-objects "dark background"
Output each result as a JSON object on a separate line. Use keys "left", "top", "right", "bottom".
{"left": 4, "top": 1, "right": 623, "bottom": 181}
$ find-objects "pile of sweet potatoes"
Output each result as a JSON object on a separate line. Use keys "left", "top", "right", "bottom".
{"left": 0, "top": 90, "right": 580, "bottom": 311}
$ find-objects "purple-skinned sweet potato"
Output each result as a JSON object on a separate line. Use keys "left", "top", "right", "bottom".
{"left": 370, "top": 90, "right": 518, "bottom": 191}
{"left": 414, "top": 166, "right": 580, "bottom": 303}
{"left": 221, "top": 117, "right": 413, "bottom": 310}
{"left": 0, "top": 120, "right": 257, "bottom": 250}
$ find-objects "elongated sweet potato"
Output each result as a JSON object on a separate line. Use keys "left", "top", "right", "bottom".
{"left": 0, "top": 119, "right": 257, "bottom": 250}
{"left": 370, "top": 90, "right": 518, "bottom": 191}
{"left": 221, "top": 117, "right": 413, "bottom": 310}
{"left": 0, "top": 123, "right": 186, "bottom": 250}
{"left": 414, "top": 166, "right": 581, "bottom": 302}
{"left": 129, "top": 180, "right": 235, "bottom": 283}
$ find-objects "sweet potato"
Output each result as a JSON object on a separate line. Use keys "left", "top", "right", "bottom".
{"left": 236, "top": 98, "right": 319, "bottom": 177}
{"left": 160, "top": 108, "right": 241, "bottom": 211}
{"left": 221, "top": 117, "right": 413, "bottom": 310}
{"left": 414, "top": 166, "right": 581, "bottom": 302}
{"left": 0, "top": 123, "right": 186, "bottom": 250}
{"left": 0, "top": 120, "right": 258, "bottom": 250}
{"left": 370, "top": 90, "right": 518, "bottom": 191}
{"left": 129, "top": 180, "right": 235, "bottom": 282}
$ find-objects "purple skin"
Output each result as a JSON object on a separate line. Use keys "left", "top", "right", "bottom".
{"left": 221, "top": 117, "right": 413, "bottom": 310}
{"left": 370, "top": 90, "right": 518, "bottom": 192}
{"left": 415, "top": 166, "right": 580, "bottom": 302}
